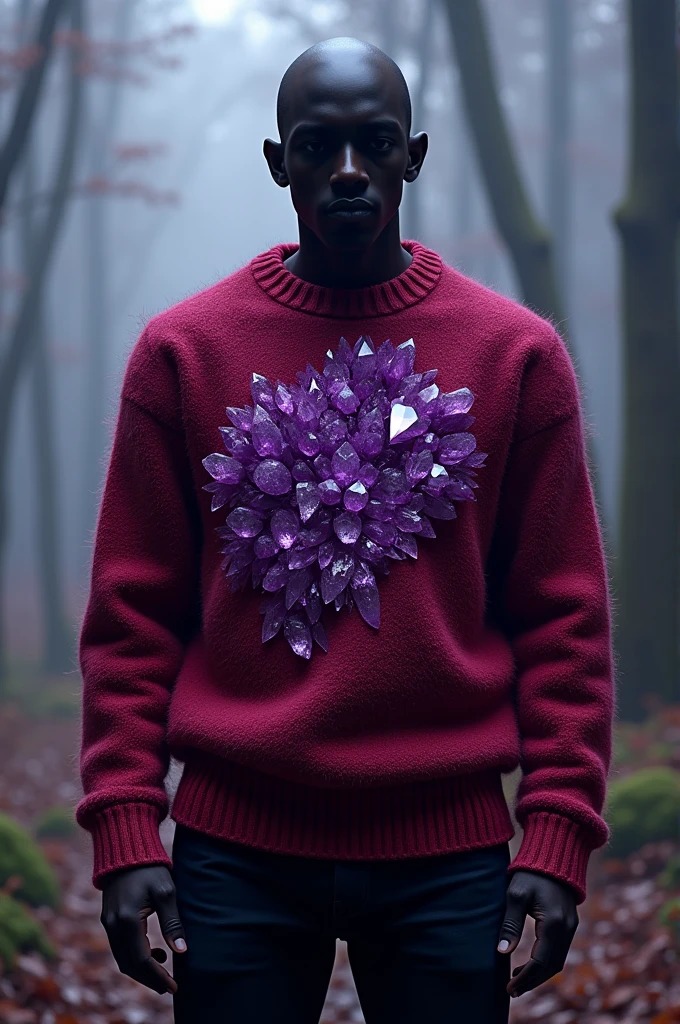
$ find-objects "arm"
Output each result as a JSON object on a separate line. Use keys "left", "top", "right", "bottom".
{"left": 488, "top": 332, "right": 616, "bottom": 905}
{"left": 76, "top": 329, "right": 202, "bottom": 890}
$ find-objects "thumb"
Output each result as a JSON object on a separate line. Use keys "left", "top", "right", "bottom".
{"left": 153, "top": 883, "right": 188, "bottom": 954}
{"left": 497, "top": 890, "right": 527, "bottom": 954}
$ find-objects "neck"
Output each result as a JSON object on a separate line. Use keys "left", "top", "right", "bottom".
{"left": 284, "top": 214, "right": 412, "bottom": 289}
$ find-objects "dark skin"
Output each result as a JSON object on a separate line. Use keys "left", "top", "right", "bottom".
{"left": 100, "top": 36, "right": 579, "bottom": 1003}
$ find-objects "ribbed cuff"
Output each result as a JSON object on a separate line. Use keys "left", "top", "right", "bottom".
{"left": 508, "top": 811, "right": 598, "bottom": 905}
{"left": 87, "top": 803, "right": 172, "bottom": 890}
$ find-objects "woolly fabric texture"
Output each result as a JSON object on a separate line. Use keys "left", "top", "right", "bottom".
{"left": 202, "top": 335, "right": 487, "bottom": 659}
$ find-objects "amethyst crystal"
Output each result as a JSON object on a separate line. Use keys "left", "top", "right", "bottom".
{"left": 202, "top": 336, "right": 487, "bottom": 660}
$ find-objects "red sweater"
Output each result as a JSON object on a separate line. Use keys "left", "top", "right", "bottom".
{"left": 76, "top": 240, "right": 615, "bottom": 903}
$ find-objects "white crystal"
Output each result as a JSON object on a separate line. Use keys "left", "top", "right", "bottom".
{"left": 389, "top": 403, "right": 418, "bottom": 441}
{"left": 252, "top": 372, "right": 267, "bottom": 382}
{"left": 309, "top": 378, "right": 320, "bottom": 391}
{"left": 326, "top": 349, "right": 333, "bottom": 358}
{"left": 398, "top": 338, "right": 415, "bottom": 349}
{"left": 418, "top": 383, "right": 439, "bottom": 404}
{"left": 431, "top": 464, "right": 448, "bottom": 478}
{"left": 358, "top": 340, "right": 373, "bottom": 357}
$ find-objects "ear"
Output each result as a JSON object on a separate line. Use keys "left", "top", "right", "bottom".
{"left": 404, "top": 131, "right": 428, "bottom": 184}
{"left": 263, "top": 138, "right": 289, "bottom": 187}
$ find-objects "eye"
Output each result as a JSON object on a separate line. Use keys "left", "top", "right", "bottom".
{"left": 370, "top": 138, "right": 395, "bottom": 152}
{"left": 301, "top": 139, "right": 325, "bottom": 154}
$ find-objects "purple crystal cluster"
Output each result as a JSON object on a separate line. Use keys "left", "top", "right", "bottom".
{"left": 202, "top": 336, "right": 487, "bottom": 660}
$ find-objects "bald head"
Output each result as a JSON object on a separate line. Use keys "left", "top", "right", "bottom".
{"left": 276, "top": 37, "right": 412, "bottom": 142}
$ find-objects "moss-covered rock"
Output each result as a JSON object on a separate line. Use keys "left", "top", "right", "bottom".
{"left": 0, "top": 892, "right": 54, "bottom": 969}
{"left": 0, "top": 813, "right": 59, "bottom": 908}
{"left": 34, "top": 805, "right": 77, "bottom": 839}
{"left": 604, "top": 767, "right": 680, "bottom": 858}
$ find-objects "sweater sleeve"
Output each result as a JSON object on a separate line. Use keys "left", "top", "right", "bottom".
{"left": 488, "top": 332, "right": 616, "bottom": 905}
{"left": 76, "top": 334, "right": 202, "bottom": 889}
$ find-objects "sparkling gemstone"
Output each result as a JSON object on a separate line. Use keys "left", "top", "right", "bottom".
{"left": 312, "top": 620, "right": 328, "bottom": 651}
{"left": 292, "top": 460, "right": 315, "bottom": 482}
{"left": 313, "top": 454, "right": 333, "bottom": 480}
{"left": 296, "top": 396, "right": 317, "bottom": 423}
{"left": 252, "top": 459, "right": 292, "bottom": 496}
{"left": 422, "top": 495, "right": 457, "bottom": 520}
{"left": 320, "top": 550, "right": 355, "bottom": 604}
{"left": 296, "top": 481, "right": 321, "bottom": 522}
{"left": 318, "top": 478, "right": 342, "bottom": 505}
{"left": 344, "top": 481, "right": 369, "bottom": 511}
{"left": 283, "top": 614, "right": 312, "bottom": 659}
{"left": 226, "top": 506, "right": 264, "bottom": 538}
{"left": 333, "top": 510, "right": 362, "bottom": 545}
{"left": 389, "top": 403, "right": 418, "bottom": 441}
{"left": 262, "top": 561, "right": 288, "bottom": 591}
{"left": 334, "top": 384, "right": 360, "bottom": 414}
{"left": 275, "top": 383, "right": 294, "bottom": 414}
{"left": 251, "top": 404, "right": 283, "bottom": 457}
{"left": 350, "top": 563, "right": 380, "bottom": 628}
{"left": 309, "top": 378, "right": 320, "bottom": 392}
{"left": 363, "top": 520, "right": 396, "bottom": 547}
{"left": 202, "top": 453, "right": 244, "bottom": 485}
{"left": 331, "top": 441, "right": 360, "bottom": 486}
{"left": 270, "top": 509, "right": 299, "bottom": 548}
{"left": 358, "top": 463, "right": 380, "bottom": 487}
{"left": 225, "top": 405, "right": 253, "bottom": 431}
{"left": 318, "top": 540, "right": 334, "bottom": 568}
{"left": 285, "top": 567, "right": 313, "bottom": 610}
{"left": 219, "top": 427, "right": 255, "bottom": 463}
{"left": 288, "top": 546, "right": 319, "bottom": 570}
{"left": 394, "top": 532, "right": 418, "bottom": 558}
{"left": 357, "top": 338, "right": 375, "bottom": 357}
{"left": 439, "top": 387, "right": 474, "bottom": 416}
{"left": 254, "top": 532, "right": 279, "bottom": 559}
{"left": 262, "top": 598, "right": 285, "bottom": 641}
{"left": 437, "top": 433, "right": 477, "bottom": 465}
{"left": 405, "top": 449, "right": 434, "bottom": 485}
{"left": 251, "top": 373, "right": 276, "bottom": 412}
{"left": 305, "top": 583, "right": 322, "bottom": 624}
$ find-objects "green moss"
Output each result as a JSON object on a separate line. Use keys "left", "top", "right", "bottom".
{"left": 604, "top": 767, "right": 680, "bottom": 858}
{"left": 0, "top": 893, "right": 54, "bottom": 969}
{"left": 0, "top": 813, "right": 60, "bottom": 908}
{"left": 34, "top": 805, "right": 77, "bottom": 839}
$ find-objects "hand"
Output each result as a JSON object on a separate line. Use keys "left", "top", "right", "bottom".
{"left": 100, "top": 865, "right": 187, "bottom": 995}
{"left": 497, "top": 869, "right": 579, "bottom": 998}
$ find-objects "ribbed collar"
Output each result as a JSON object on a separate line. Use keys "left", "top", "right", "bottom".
{"left": 250, "top": 239, "right": 442, "bottom": 319}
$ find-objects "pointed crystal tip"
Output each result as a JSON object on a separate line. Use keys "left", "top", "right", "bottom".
{"left": 389, "top": 403, "right": 418, "bottom": 441}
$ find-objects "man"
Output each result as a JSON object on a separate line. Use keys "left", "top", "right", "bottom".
{"left": 77, "top": 36, "right": 615, "bottom": 1024}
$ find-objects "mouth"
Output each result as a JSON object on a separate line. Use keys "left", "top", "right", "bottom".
{"left": 326, "top": 197, "right": 376, "bottom": 219}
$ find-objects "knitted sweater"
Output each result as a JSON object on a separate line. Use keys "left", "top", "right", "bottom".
{"left": 76, "top": 240, "right": 615, "bottom": 902}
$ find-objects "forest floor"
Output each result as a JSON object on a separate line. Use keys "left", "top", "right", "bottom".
{"left": 0, "top": 700, "right": 678, "bottom": 1024}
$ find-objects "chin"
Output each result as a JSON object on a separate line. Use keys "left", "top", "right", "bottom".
{"left": 318, "top": 222, "right": 381, "bottom": 253}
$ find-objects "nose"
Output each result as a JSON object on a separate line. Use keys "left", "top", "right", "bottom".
{"left": 330, "top": 143, "right": 369, "bottom": 193}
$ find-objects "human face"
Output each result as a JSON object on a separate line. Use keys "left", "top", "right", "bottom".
{"left": 266, "top": 57, "right": 426, "bottom": 252}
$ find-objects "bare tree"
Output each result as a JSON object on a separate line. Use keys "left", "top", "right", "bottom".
{"left": 0, "top": 0, "right": 84, "bottom": 690}
{"left": 0, "top": 0, "right": 69, "bottom": 217}
{"left": 613, "top": 0, "right": 680, "bottom": 719}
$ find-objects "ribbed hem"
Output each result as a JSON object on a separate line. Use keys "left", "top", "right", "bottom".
{"left": 250, "top": 240, "right": 442, "bottom": 318}
{"left": 87, "top": 803, "right": 172, "bottom": 890}
{"left": 171, "top": 754, "right": 516, "bottom": 860}
{"left": 508, "top": 811, "right": 598, "bottom": 905}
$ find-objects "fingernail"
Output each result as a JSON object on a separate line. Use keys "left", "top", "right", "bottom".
{"left": 497, "top": 940, "right": 509, "bottom": 952}
{"left": 174, "top": 938, "right": 187, "bottom": 951}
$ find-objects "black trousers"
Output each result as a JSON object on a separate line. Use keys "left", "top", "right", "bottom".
{"left": 171, "top": 823, "right": 511, "bottom": 1024}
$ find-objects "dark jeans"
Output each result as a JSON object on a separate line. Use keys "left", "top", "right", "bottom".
{"left": 171, "top": 823, "right": 511, "bottom": 1024}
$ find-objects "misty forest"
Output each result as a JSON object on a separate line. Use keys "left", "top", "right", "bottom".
{"left": 0, "top": 0, "right": 678, "bottom": 1022}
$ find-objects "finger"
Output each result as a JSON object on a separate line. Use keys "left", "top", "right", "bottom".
{"left": 497, "top": 890, "right": 528, "bottom": 954}
{"left": 507, "top": 955, "right": 552, "bottom": 997}
{"left": 109, "top": 913, "right": 177, "bottom": 995}
{"left": 153, "top": 882, "right": 188, "bottom": 954}
{"left": 528, "top": 914, "right": 571, "bottom": 980}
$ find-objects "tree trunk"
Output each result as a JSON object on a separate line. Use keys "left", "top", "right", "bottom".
{"left": 545, "top": 0, "right": 572, "bottom": 303}
{"left": 402, "top": 0, "right": 435, "bottom": 242}
{"left": 440, "top": 0, "right": 565, "bottom": 327}
{"left": 80, "top": 0, "right": 135, "bottom": 580}
{"left": 0, "top": 0, "right": 69, "bottom": 217}
{"left": 612, "top": 0, "right": 680, "bottom": 719}
{"left": 0, "top": 0, "right": 83, "bottom": 692}
{"left": 20, "top": 0, "right": 72, "bottom": 675}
